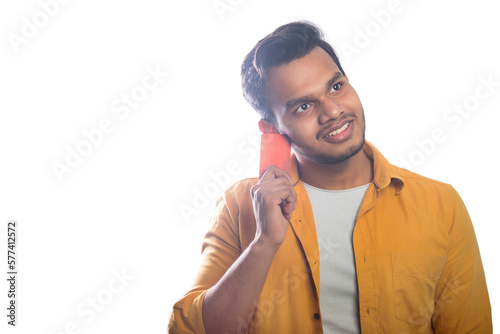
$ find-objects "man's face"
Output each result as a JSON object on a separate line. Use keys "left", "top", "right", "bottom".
{"left": 266, "top": 46, "right": 365, "bottom": 165}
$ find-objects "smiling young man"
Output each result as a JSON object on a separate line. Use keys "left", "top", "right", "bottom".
{"left": 168, "top": 21, "right": 492, "bottom": 333}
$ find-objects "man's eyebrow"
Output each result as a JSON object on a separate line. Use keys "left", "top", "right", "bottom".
{"left": 285, "top": 95, "right": 315, "bottom": 112}
{"left": 284, "top": 72, "right": 344, "bottom": 111}
{"left": 325, "top": 72, "right": 343, "bottom": 91}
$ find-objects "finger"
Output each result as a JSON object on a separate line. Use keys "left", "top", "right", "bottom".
{"left": 260, "top": 166, "right": 293, "bottom": 184}
{"left": 275, "top": 187, "right": 297, "bottom": 218}
{"left": 280, "top": 199, "right": 295, "bottom": 220}
{"left": 257, "top": 176, "right": 294, "bottom": 191}
{"left": 251, "top": 178, "right": 293, "bottom": 202}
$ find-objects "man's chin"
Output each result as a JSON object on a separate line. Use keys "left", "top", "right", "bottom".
{"left": 295, "top": 138, "right": 365, "bottom": 165}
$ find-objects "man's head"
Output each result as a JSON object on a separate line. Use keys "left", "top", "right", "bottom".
{"left": 241, "top": 21, "right": 365, "bottom": 165}
{"left": 241, "top": 21, "right": 346, "bottom": 125}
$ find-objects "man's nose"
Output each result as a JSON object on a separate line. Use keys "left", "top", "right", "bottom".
{"left": 318, "top": 98, "right": 342, "bottom": 124}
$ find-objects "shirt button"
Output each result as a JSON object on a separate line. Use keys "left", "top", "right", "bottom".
{"left": 314, "top": 313, "right": 320, "bottom": 320}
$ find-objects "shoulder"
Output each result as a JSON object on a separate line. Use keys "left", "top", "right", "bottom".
{"left": 219, "top": 177, "right": 259, "bottom": 206}
{"left": 388, "top": 166, "right": 472, "bottom": 236}
{"left": 225, "top": 177, "right": 259, "bottom": 196}
{"left": 212, "top": 177, "right": 260, "bottom": 250}
{"left": 214, "top": 177, "right": 259, "bottom": 219}
{"left": 395, "top": 165, "right": 452, "bottom": 190}
{"left": 393, "top": 165, "right": 463, "bottom": 205}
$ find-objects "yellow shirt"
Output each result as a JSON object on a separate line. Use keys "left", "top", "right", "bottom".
{"left": 168, "top": 142, "right": 491, "bottom": 333}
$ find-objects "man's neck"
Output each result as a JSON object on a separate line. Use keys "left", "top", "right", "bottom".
{"left": 296, "top": 148, "right": 373, "bottom": 190}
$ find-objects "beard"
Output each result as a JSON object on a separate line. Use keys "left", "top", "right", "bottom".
{"left": 292, "top": 132, "right": 365, "bottom": 164}
{"left": 292, "top": 109, "right": 366, "bottom": 165}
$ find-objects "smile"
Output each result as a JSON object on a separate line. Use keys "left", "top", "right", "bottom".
{"left": 321, "top": 121, "right": 354, "bottom": 143}
{"left": 325, "top": 121, "right": 351, "bottom": 138}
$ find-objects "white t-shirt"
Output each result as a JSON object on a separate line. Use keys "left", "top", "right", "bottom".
{"left": 303, "top": 182, "right": 369, "bottom": 334}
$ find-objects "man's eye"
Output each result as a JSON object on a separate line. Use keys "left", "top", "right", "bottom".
{"left": 295, "top": 103, "right": 310, "bottom": 113}
{"left": 330, "top": 83, "right": 341, "bottom": 92}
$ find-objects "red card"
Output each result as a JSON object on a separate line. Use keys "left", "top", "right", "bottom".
{"left": 259, "top": 133, "right": 291, "bottom": 178}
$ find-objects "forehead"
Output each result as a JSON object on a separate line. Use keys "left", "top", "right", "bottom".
{"left": 266, "top": 46, "right": 340, "bottom": 113}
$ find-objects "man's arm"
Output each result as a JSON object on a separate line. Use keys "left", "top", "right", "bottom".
{"left": 168, "top": 167, "right": 296, "bottom": 334}
{"left": 202, "top": 167, "right": 296, "bottom": 334}
{"left": 201, "top": 237, "right": 281, "bottom": 333}
{"left": 431, "top": 186, "right": 492, "bottom": 332}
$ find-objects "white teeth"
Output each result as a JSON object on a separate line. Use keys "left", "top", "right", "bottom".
{"left": 327, "top": 122, "right": 350, "bottom": 137}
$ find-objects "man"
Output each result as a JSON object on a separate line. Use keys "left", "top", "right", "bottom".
{"left": 168, "top": 21, "right": 491, "bottom": 333}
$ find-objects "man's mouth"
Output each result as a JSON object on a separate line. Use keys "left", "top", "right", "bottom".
{"left": 319, "top": 120, "right": 354, "bottom": 143}
{"left": 325, "top": 121, "right": 351, "bottom": 138}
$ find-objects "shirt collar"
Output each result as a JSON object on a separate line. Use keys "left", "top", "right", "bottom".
{"left": 290, "top": 140, "right": 405, "bottom": 194}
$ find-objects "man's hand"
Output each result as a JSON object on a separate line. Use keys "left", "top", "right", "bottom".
{"left": 250, "top": 166, "right": 297, "bottom": 249}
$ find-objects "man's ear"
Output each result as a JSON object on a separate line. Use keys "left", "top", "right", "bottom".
{"left": 258, "top": 119, "right": 279, "bottom": 134}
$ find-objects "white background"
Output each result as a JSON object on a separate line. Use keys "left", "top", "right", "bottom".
{"left": 1, "top": 0, "right": 498, "bottom": 333}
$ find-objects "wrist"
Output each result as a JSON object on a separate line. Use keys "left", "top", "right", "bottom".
{"left": 251, "top": 235, "right": 282, "bottom": 256}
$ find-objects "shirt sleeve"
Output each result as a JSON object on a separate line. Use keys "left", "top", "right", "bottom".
{"left": 168, "top": 188, "right": 243, "bottom": 334}
{"left": 431, "top": 185, "right": 492, "bottom": 333}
